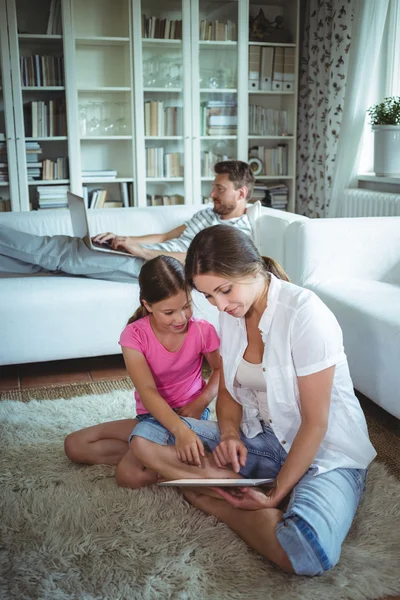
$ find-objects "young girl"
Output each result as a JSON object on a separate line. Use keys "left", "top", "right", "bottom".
{"left": 127, "top": 226, "right": 377, "bottom": 576}
{"left": 64, "top": 255, "right": 220, "bottom": 489}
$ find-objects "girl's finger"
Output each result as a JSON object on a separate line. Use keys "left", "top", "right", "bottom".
{"left": 239, "top": 445, "right": 248, "bottom": 467}
{"left": 190, "top": 444, "right": 201, "bottom": 468}
{"left": 228, "top": 446, "right": 241, "bottom": 474}
{"left": 197, "top": 438, "right": 205, "bottom": 458}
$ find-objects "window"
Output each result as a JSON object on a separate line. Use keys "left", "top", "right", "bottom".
{"left": 358, "top": 0, "right": 400, "bottom": 175}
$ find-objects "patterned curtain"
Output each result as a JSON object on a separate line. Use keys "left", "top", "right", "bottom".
{"left": 296, "top": 0, "right": 356, "bottom": 217}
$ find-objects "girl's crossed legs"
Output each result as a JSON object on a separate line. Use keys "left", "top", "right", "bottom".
{"left": 64, "top": 419, "right": 159, "bottom": 488}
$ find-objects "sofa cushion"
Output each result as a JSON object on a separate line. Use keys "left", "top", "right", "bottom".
{"left": 309, "top": 280, "right": 400, "bottom": 418}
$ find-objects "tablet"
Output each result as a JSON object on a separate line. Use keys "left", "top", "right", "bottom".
{"left": 157, "top": 478, "right": 275, "bottom": 487}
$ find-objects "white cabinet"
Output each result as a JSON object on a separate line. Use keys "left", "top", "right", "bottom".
{"left": 2, "top": 0, "right": 299, "bottom": 213}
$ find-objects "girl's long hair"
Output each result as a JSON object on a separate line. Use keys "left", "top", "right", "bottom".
{"left": 185, "top": 225, "right": 289, "bottom": 288}
{"left": 128, "top": 255, "right": 186, "bottom": 324}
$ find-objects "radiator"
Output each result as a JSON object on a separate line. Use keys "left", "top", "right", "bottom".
{"left": 342, "top": 189, "right": 400, "bottom": 217}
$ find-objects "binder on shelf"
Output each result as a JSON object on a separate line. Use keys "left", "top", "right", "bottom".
{"left": 248, "top": 45, "right": 261, "bottom": 90}
{"left": 260, "top": 47, "right": 274, "bottom": 91}
{"left": 283, "top": 47, "right": 296, "bottom": 91}
{"left": 272, "top": 47, "right": 284, "bottom": 91}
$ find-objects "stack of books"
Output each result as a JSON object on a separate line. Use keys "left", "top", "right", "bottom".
{"left": 267, "top": 183, "right": 289, "bottom": 210}
{"left": 20, "top": 55, "right": 64, "bottom": 87}
{"left": 146, "top": 148, "right": 182, "bottom": 178}
{"left": 142, "top": 16, "right": 182, "bottom": 39}
{"left": 249, "top": 106, "right": 288, "bottom": 136}
{"left": 249, "top": 182, "right": 289, "bottom": 210}
{"left": 146, "top": 194, "right": 184, "bottom": 207}
{"left": 144, "top": 102, "right": 182, "bottom": 137}
{"left": 82, "top": 170, "right": 117, "bottom": 182}
{"left": 199, "top": 20, "right": 237, "bottom": 41}
{"left": 250, "top": 144, "right": 288, "bottom": 176}
{"left": 0, "top": 139, "right": 7, "bottom": 183}
{"left": 36, "top": 185, "right": 68, "bottom": 209}
{"left": 201, "top": 99, "right": 237, "bottom": 136}
{"left": 26, "top": 142, "right": 43, "bottom": 180}
{"left": 24, "top": 99, "right": 67, "bottom": 137}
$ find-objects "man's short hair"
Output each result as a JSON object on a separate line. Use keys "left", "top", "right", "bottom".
{"left": 214, "top": 160, "right": 255, "bottom": 199}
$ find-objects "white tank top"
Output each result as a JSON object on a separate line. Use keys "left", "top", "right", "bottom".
{"left": 235, "top": 358, "right": 270, "bottom": 424}
{"left": 235, "top": 358, "right": 266, "bottom": 391}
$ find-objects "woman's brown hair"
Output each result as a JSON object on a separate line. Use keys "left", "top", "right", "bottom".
{"left": 128, "top": 255, "right": 187, "bottom": 324}
{"left": 185, "top": 225, "right": 289, "bottom": 288}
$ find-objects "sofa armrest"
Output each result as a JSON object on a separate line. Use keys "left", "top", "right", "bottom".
{"left": 285, "top": 217, "right": 400, "bottom": 286}
{"left": 256, "top": 209, "right": 308, "bottom": 267}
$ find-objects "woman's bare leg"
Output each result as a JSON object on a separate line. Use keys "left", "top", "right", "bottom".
{"left": 183, "top": 490, "right": 294, "bottom": 573}
{"left": 64, "top": 419, "right": 137, "bottom": 465}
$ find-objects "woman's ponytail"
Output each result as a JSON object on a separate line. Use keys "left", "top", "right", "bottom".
{"left": 261, "top": 256, "right": 290, "bottom": 282}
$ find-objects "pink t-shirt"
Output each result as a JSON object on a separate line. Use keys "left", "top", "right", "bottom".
{"left": 119, "top": 316, "right": 220, "bottom": 414}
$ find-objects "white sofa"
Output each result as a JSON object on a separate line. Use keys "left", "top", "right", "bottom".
{"left": 0, "top": 204, "right": 306, "bottom": 366}
{"left": 285, "top": 217, "right": 400, "bottom": 419}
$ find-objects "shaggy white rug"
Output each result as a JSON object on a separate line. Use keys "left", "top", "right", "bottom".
{"left": 0, "top": 391, "right": 399, "bottom": 600}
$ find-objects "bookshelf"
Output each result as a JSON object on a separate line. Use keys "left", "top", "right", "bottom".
{"left": 2, "top": 0, "right": 299, "bottom": 212}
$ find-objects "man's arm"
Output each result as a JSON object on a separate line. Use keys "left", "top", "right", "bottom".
{"left": 92, "top": 223, "right": 186, "bottom": 247}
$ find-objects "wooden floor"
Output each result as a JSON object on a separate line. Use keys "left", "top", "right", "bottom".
{"left": 0, "top": 354, "right": 128, "bottom": 391}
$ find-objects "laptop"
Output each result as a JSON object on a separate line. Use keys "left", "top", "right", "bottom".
{"left": 67, "top": 192, "right": 130, "bottom": 256}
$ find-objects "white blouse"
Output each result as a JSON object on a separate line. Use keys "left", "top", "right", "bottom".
{"left": 219, "top": 274, "right": 377, "bottom": 475}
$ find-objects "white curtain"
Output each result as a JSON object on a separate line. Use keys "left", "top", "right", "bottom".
{"left": 328, "top": 0, "right": 390, "bottom": 217}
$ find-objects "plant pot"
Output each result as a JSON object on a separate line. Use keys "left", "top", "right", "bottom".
{"left": 372, "top": 125, "right": 400, "bottom": 176}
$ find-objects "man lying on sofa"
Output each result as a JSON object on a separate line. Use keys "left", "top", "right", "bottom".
{"left": 0, "top": 161, "right": 254, "bottom": 284}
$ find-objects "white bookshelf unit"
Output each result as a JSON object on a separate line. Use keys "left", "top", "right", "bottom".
{"left": 1, "top": 0, "right": 299, "bottom": 212}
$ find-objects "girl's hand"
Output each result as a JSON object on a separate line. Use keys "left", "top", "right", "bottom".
{"left": 210, "top": 485, "right": 281, "bottom": 510}
{"left": 174, "top": 428, "right": 205, "bottom": 467}
{"left": 213, "top": 435, "right": 247, "bottom": 473}
{"left": 177, "top": 398, "right": 207, "bottom": 420}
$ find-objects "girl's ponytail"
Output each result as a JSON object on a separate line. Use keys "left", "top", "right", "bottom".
{"left": 261, "top": 256, "right": 290, "bottom": 282}
{"left": 127, "top": 303, "right": 149, "bottom": 324}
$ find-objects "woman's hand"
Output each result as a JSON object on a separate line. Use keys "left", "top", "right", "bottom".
{"left": 177, "top": 397, "right": 207, "bottom": 420}
{"left": 213, "top": 434, "right": 247, "bottom": 473}
{"left": 210, "top": 485, "right": 281, "bottom": 510}
{"left": 174, "top": 428, "right": 205, "bottom": 468}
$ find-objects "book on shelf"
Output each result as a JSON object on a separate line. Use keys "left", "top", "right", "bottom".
{"left": 249, "top": 145, "right": 288, "bottom": 176}
{"left": 146, "top": 194, "right": 184, "bottom": 207}
{"left": 89, "top": 189, "right": 107, "bottom": 209}
{"left": 104, "top": 200, "right": 124, "bottom": 208}
{"left": 272, "top": 47, "right": 284, "bottom": 91}
{"left": 47, "top": 0, "right": 62, "bottom": 35}
{"left": 20, "top": 55, "right": 64, "bottom": 87}
{"left": 0, "top": 199, "right": 11, "bottom": 211}
{"left": 142, "top": 15, "right": 182, "bottom": 40}
{"left": 144, "top": 101, "right": 183, "bottom": 137}
{"left": 260, "top": 47, "right": 274, "bottom": 90}
{"left": 249, "top": 106, "right": 289, "bottom": 137}
{"left": 24, "top": 99, "right": 67, "bottom": 138}
{"left": 199, "top": 19, "right": 236, "bottom": 41}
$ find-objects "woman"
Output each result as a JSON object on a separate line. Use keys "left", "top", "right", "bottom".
{"left": 130, "top": 226, "right": 376, "bottom": 576}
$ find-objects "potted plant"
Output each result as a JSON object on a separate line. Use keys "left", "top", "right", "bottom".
{"left": 367, "top": 97, "right": 400, "bottom": 177}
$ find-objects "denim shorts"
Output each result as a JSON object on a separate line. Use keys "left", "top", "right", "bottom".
{"left": 128, "top": 407, "right": 210, "bottom": 444}
{"left": 131, "top": 417, "right": 367, "bottom": 577}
